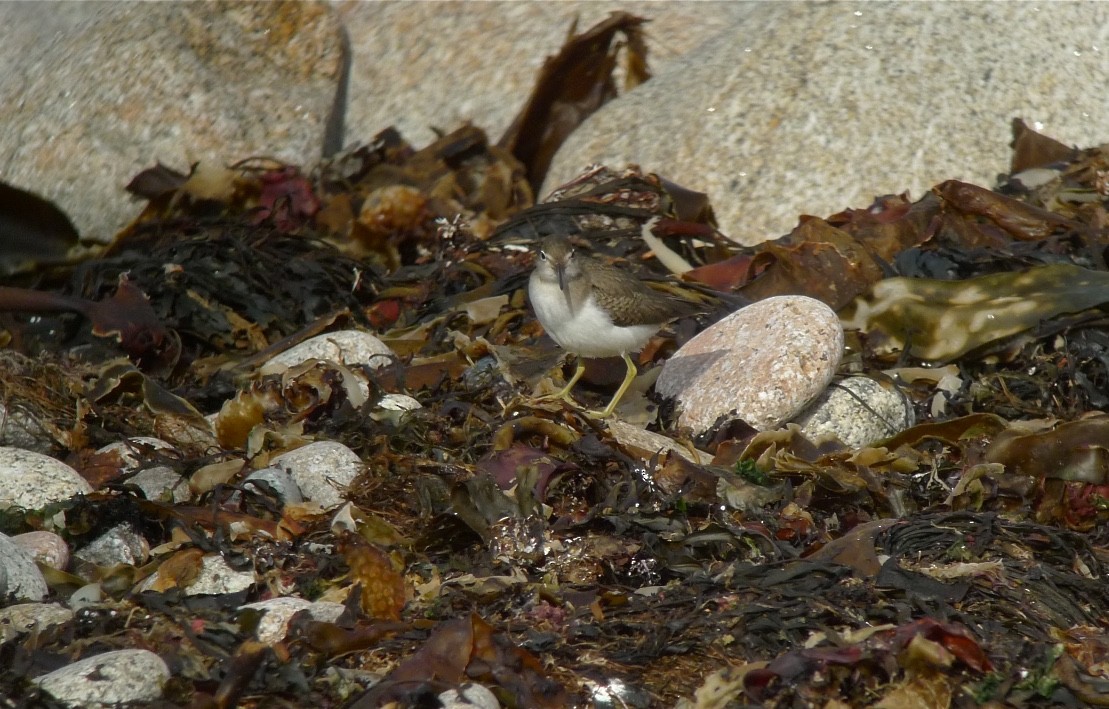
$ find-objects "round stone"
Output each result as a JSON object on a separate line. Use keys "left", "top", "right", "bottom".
{"left": 239, "top": 596, "right": 345, "bottom": 645}
{"left": 656, "top": 296, "right": 843, "bottom": 434}
{"left": 270, "top": 441, "right": 363, "bottom": 510}
{"left": 242, "top": 466, "right": 304, "bottom": 506}
{"left": 96, "top": 437, "right": 176, "bottom": 470}
{"left": 0, "top": 447, "right": 92, "bottom": 511}
{"left": 0, "top": 532, "right": 48, "bottom": 601}
{"left": 0, "top": 603, "right": 74, "bottom": 644}
{"left": 32, "top": 649, "right": 170, "bottom": 707}
{"left": 136, "top": 553, "right": 254, "bottom": 596}
{"left": 10, "top": 530, "right": 70, "bottom": 570}
{"left": 260, "top": 330, "right": 394, "bottom": 373}
{"left": 792, "top": 376, "right": 916, "bottom": 449}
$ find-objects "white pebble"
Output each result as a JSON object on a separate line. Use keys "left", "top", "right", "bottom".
{"left": 0, "top": 447, "right": 92, "bottom": 511}
{"left": 32, "top": 649, "right": 170, "bottom": 707}
{"left": 270, "top": 441, "right": 363, "bottom": 510}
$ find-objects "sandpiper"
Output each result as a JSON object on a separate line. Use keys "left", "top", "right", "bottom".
{"left": 528, "top": 235, "right": 700, "bottom": 418}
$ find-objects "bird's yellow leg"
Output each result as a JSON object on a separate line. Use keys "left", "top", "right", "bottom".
{"left": 589, "top": 352, "right": 637, "bottom": 419}
{"left": 535, "top": 360, "right": 586, "bottom": 403}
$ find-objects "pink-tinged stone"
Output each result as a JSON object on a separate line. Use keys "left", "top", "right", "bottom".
{"left": 11, "top": 531, "right": 70, "bottom": 571}
{"left": 656, "top": 296, "right": 843, "bottom": 434}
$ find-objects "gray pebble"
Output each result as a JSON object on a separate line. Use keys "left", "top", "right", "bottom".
{"left": 32, "top": 649, "right": 170, "bottom": 707}
{"left": 793, "top": 376, "right": 916, "bottom": 448}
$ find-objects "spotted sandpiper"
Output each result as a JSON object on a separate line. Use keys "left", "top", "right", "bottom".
{"left": 528, "top": 235, "right": 701, "bottom": 418}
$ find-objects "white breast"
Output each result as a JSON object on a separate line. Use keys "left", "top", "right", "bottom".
{"left": 529, "top": 277, "right": 659, "bottom": 358}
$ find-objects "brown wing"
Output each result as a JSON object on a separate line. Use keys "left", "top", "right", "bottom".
{"left": 582, "top": 257, "right": 701, "bottom": 327}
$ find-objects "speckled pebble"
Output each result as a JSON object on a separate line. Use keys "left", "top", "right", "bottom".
{"left": 260, "top": 330, "right": 394, "bottom": 373}
{"left": 792, "top": 376, "right": 916, "bottom": 449}
{"left": 240, "top": 596, "right": 345, "bottom": 645}
{"left": 656, "top": 296, "right": 843, "bottom": 434}
{"left": 74, "top": 524, "right": 149, "bottom": 569}
{"left": 0, "top": 447, "right": 92, "bottom": 511}
{"left": 138, "top": 553, "right": 255, "bottom": 596}
{"left": 32, "top": 648, "right": 170, "bottom": 707}
{"left": 96, "top": 439, "right": 189, "bottom": 502}
{"left": 0, "top": 603, "right": 74, "bottom": 644}
{"left": 11, "top": 530, "right": 70, "bottom": 570}
{"left": 0, "top": 402, "right": 52, "bottom": 453}
{"left": 129, "top": 466, "right": 191, "bottom": 503}
{"left": 439, "top": 682, "right": 501, "bottom": 709}
{"left": 0, "top": 532, "right": 48, "bottom": 601}
{"left": 270, "top": 441, "right": 364, "bottom": 510}
{"left": 96, "top": 437, "right": 176, "bottom": 469}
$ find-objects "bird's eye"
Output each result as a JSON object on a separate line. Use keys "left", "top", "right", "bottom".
{"left": 539, "top": 250, "right": 547, "bottom": 261}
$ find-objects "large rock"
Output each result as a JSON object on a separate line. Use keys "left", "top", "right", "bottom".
{"left": 0, "top": 2, "right": 344, "bottom": 241}
{"left": 337, "top": 2, "right": 751, "bottom": 148}
{"left": 547, "top": 2, "right": 1109, "bottom": 244}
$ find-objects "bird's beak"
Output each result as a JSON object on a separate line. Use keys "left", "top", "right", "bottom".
{"left": 556, "top": 263, "right": 567, "bottom": 292}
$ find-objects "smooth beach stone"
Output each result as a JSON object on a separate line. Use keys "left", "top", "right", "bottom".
{"left": 128, "top": 466, "right": 191, "bottom": 504}
{"left": 339, "top": 2, "right": 749, "bottom": 149}
{"left": 439, "top": 683, "right": 501, "bottom": 709}
{"left": 0, "top": 447, "right": 92, "bottom": 511}
{"left": 607, "top": 420, "right": 711, "bottom": 465}
{"left": 0, "top": 402, "right": 52, "bottom": 453}
{"left": 96, "top": 437, "right": 176, "bottom": 468}
{"left": 137, "top": 553, "right": 255, "bottom": 596}
{"left": 260, "top": 330, "right": 394, "bottom": 373}
{"left": 793, "top": 376, "right": 916, "bottom": 449}
{"left": 240, "top": 596, "right": 345, "bottom": 645}
{"left": 10, "top": 530, "right": 70, "bottom": 571}
{"left": 0, "top": 532, "right": 49, "bottom": 601}
{"left": 656, "top": 296, "right": 843, "bottom": 435}
{"left": 0, "top": 603, "right": 74, "bottom": 644}
{"left": 73, "top": 524, "right": 150, "bottom": 569}
{"left": 32, "top": 648, "right": 170, "bottom": 707}
{"left": 270, "top": 441, "right": 364, "bottom": 510}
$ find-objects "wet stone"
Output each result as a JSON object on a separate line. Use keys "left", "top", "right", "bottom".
{"left": 656, "top": 296, "right": 843, "bottom": 435}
